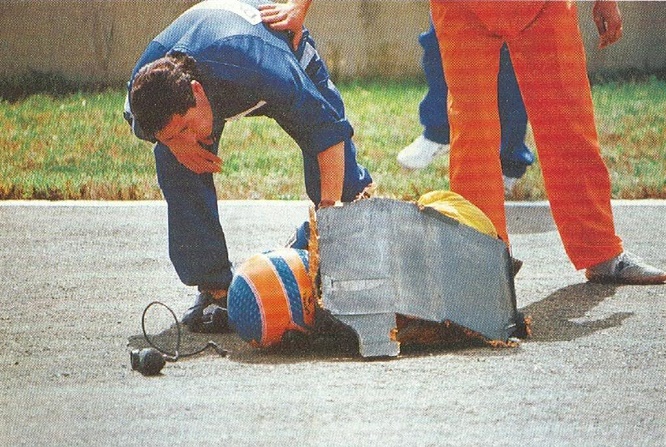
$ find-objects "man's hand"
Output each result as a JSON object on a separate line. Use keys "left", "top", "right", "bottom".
{"left": 167, "top": 141, "right": 222, "bottom": 174}
{"left": 259, "top": 0, "right": 311, "bottom": 49}
{"left": 593, "top": 0, "right": 623, "bottom": 49}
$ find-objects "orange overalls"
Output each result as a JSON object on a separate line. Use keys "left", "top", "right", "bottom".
{"left": 430, "top": 0, "right": 623, "bottom": 269}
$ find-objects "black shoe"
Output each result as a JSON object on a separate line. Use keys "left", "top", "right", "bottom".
{"left": 196, "top": 305, "right": 230, "bottom": 334}
{"left": 181, "top": 292, "right": 230, "bottom": 333}
{"left": 181, "top": 292, "right": 214, "bottom": 326}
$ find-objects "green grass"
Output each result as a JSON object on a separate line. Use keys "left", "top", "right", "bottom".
{"left": 0, "top": 92, "right": 155, "bottom": 199}
{"left": 1, "top": 78, "right": 664, "bottom": 200}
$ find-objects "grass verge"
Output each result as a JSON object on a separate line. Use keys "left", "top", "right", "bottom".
{"left": 0, "top": 78, "right": 664, "bottom": 200}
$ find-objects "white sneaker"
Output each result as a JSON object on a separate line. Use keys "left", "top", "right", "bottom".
{"left": 503, "top": 176, "right": 518, "bottom": 198}
{"left": 585, "top": 251, "right": 666, "bottom": 285}
{"left": 397, "top": 135, "right": 449, "bottom": 170}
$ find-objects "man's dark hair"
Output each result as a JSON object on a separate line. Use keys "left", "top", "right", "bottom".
{"left": 130, "top": 52, "right": 200, "bottom": 138}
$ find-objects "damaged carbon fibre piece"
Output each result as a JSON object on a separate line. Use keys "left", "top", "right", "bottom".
{"left": 316, "top": 198, "right": 521, "bottom": 357}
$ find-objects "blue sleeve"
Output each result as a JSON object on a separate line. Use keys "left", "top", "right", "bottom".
{"left": 198, "top": 36, "right": 352, "bottom": 155}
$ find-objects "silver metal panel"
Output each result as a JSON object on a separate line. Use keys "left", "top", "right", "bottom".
{"left": 317, "top": 198, "right": 518, "bottom": 357}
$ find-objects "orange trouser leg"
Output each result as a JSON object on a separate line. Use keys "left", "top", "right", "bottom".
{"left": 431, "top": 1, "right": 623, "bottom": 269}
{"left": 506, "top": 1, "right": 623, "bottom": 269}
{"left": 430, "top": 2, "right": 508, "bottom": 242}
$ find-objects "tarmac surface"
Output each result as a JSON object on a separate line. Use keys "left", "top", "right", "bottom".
{"left": 1, "top": 199, "right": 665, "bottom": 447}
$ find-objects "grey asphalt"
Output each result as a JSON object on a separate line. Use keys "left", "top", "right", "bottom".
{"left": 1, "top": 199, "right": 664, "bottom": 447}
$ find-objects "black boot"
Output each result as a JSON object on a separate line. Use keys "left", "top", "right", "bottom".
{"left": 181, "top": 292, "right": 230, "bottom": 333}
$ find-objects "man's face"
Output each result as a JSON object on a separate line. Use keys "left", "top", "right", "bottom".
{"left": 155, "top": 81, "right": 214, "bottom": 149}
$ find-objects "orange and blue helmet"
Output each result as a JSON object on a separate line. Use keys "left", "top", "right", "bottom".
{"left": 227, "top": 248, "right": 315, "bottom": 348}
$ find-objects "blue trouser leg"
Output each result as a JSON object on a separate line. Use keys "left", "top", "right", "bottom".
{"left": 294, "top": 30, "right": 373, "bottom": 205}
{"left": 497, "top": 44, "right": 534, "bottom": 178}
{"left": 418, "top": 25, "right": 450, "bottom": 145}
{"left": 420, "top": 24, "right": 534, "bottom": 178}
{"left": 154, "top": 143, "right": 233, "bottom": 291}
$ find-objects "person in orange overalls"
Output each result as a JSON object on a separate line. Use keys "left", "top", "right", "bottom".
{"left": 429, "top": 0, "right": 665, "bottom": 284}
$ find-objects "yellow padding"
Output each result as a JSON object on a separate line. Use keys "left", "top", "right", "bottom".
{"left": 417, "top": 190, "right": 498, "bottom": 238}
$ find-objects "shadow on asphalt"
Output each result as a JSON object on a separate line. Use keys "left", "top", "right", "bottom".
{"left": 518, "top": 282, "right": 632, "bottom": 342}
{"left": 128, "top": 282, "right": 631, "bottom": 365}
{"left": 128, "top": 318, "right": 520, "bottom": 365}
{"left": 128, "top": 326, "right": 362, "bottom": 364}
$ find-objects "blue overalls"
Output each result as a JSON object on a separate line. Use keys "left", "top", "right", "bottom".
{"left": 418, "top": 24, "right": 534, "bottom": 178}
{"left": 125, "top": 0, "right": 372, "bottom": 291}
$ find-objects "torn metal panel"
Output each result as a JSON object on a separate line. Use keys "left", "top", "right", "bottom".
{"left": 317, "top": 198, "right": 519, "bottom": 357}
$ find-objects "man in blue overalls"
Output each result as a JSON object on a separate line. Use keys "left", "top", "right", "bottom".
{"left": 124, "top": 0, "right": 372, "bottom": 332}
